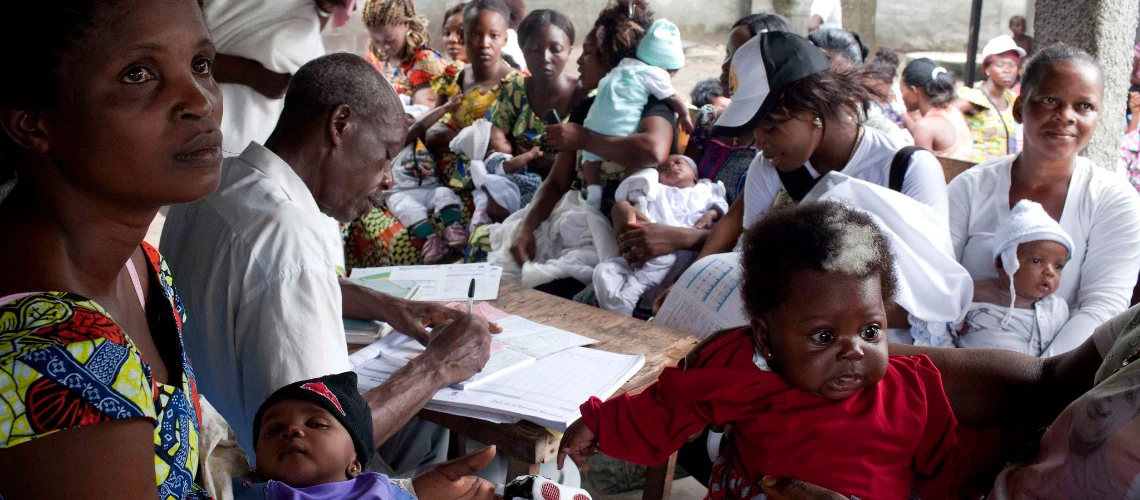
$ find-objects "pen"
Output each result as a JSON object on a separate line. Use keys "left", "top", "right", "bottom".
{"left": 466, "top": 278, "right": 475, "bottom": 314}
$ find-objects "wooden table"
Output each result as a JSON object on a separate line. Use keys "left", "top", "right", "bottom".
{"left": 417, "top": 282, "right": 699, "bottom": 498}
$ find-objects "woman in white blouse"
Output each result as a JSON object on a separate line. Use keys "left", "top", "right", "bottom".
{"left": 949, "top": 46, "right": 1140, "bottom": 357}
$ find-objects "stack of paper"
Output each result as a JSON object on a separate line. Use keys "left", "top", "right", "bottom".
{"left": 351, "top": 306, "right": 645, "bottom": 431}
{"left": 652, "top": 253, "right": 748, "bottom": 339}
{"left": 349, "top": 263, "right": 503, "bottom": 301}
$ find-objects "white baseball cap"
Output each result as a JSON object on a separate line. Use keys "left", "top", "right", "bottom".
{"left": 981, "top": 35, "right": 1026, "bottom": 64}
{"left": 711, "top": 31, "right": 830, "bottom": 137}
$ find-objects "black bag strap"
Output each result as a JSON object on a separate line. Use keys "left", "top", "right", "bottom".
{"left": 776, "top": 166, "right": 822, "bottom": 203}
{"left": 779, "top": 145, "right": 925, "bottom": 201}
{"left": 889, "top": 146, "right": 923, "bottom": 192}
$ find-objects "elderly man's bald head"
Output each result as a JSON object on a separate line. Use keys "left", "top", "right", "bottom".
{"left": 278, "top": 52, "right": 403, "bottom": 131}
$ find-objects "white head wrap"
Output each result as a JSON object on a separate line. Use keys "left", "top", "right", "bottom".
{"left": 449, "top": 120, "right": 522, "bottom": 217}
{"left": 992, "top": 200, "right": 1074, "bottom": 321}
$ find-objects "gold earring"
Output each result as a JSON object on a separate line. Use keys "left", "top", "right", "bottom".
{"left": 812, "top": 117, "right": 823, "bottom": 128}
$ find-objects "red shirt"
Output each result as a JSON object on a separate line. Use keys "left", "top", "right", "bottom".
{"left": 580, "top": 328, "right": 961, "bottom": 499}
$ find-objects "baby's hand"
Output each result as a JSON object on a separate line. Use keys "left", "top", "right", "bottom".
{"left": 557, "top": 420, "right": 599, "bottom": 471}
{"left": 442, "top": 93, "right": 463, "bottom": 111}
{"left": 693, "top": 210, "right": 719, "bottom": 230}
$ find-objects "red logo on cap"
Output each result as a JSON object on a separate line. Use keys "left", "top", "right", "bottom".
{"left": 300, "top": 382, "right": 345, "bottom": 416}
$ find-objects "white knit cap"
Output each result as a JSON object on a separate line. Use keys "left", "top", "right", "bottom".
{"left": 992, "top": 200, "right": 1073, "bottom": 319}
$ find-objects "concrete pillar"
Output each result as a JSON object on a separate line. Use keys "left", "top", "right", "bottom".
{"left": 840, "top": 0, "right": 877, "bottom": 53}
{"left": 1034, "top": 0, "right": 1139, "bottom": 170}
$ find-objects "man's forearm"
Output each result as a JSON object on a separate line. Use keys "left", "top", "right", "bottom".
{"left": 340, "top": 278, "right": 391, "bottom": 321}
{"left": 363, "top": 358, "right": 448, "bottom": 444}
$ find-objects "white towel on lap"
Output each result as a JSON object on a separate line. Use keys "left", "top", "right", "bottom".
{"left": 803, "top": 172, "right": 973, "bottom": 331}
{"left": 488, "top": 192, "right": 619, "bottom": 288}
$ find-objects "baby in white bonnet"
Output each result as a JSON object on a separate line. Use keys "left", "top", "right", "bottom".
{"left": 954, "top": 200, "right": 1073, "bottom": 356}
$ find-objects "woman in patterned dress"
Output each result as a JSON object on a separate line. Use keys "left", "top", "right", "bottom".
{"left": 362, "top": 0, "right": 449, "bottom": 106}
{"left": 461, "top": 10, "right": 581, "bottom": 263}
{"left": 341, "top": 0, "right": 522, "bottom": 269}
{"left": 488, "top": 9, "right": 582, "bottom": 180}
{"left": 0, "top": 0, "right": 223, "bottom": 498}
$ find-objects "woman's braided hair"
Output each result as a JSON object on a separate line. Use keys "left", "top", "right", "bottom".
{"left": 362, "top": 0, "right": 430, "bottom": 64}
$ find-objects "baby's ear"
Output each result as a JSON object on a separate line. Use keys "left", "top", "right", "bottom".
{"left": 346, "top": 458, "right": 363, "bottom": 479}
{"left": 751, "top": 317, "right": 773, "bottom": 358}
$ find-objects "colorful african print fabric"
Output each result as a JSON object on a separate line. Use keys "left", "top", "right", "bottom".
{"left": 958, "top": 86, "right": 1019, "bottom": 163}
{"left": 366, "top": 46, "right": 447, "bottom": 97}
{"left": 0, "top": 243, "right": 209, "bottom": 499}
{"left": 488, "top": 73, "right": 569, "bottom": 153}
{"left": 689, "top": 104, "right": 759, "bottom": 205}
{"left": 343, "top": 67, "right": 524, "bottom": 269}
{"left": 1121, "top": 129, "right": 1140, "bottom": 194}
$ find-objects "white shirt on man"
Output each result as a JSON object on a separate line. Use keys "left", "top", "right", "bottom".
{"left": 741, "top": 125, "right": 949, "bottom": 229}
{"left": 809, "top": 0, "right": 843, "bottom": 29}
{"left": 948, "top": 155, "right": 1140, "bottom": 356}
{"left": 160, "top": 142, "right": 350, "bottom": 454}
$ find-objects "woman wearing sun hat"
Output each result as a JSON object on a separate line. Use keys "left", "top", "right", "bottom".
{"left": 695, "top": 31, "right": 948, "bottom": 261}
{"left": 955, "top": 34, "right": 1026, "bottom": 162}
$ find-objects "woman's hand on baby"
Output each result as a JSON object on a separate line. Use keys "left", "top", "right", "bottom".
{"left": 557, "top": 420, "right": 600, "bottom": 471}
{"left": 412, "top": 445, "right": 498, "bottom": 499}
{"left": 678, "top": 112, "right": 695, "bottom": 135}
{"left": 620, "top": 222, "right": 679, "bottom": 268}
{"left": 759, "top": 476, "right": 847, "bottom": 500}
{"left": 544, "top": 123, "right": 588, "bottom": 151}
{"left": 510, "top": 226, "right": 538, "bottom": 266}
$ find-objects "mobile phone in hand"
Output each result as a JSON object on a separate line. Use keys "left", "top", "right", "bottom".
{"left": 542, "top": 109, "right": 561, "bottom": 125}
{"left": 540, "top": 109, "right": 562, "bottom": 153}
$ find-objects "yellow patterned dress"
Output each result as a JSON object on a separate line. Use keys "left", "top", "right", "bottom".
{"left": 0, "top": 243, "right": 208, "bottom": 499}
{"left": 957, "top": 86, "right": 1018, "bottom": 163}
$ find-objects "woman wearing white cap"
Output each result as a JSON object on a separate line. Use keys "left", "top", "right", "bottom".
{"left": 694, "top": 31, "right": 948, "bottom": 262}
{"left": 954, "top": 35, "right": 1025, "bottom": 163}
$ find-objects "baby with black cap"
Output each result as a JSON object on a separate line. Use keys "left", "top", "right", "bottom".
{"left": 241, "top": 372, "right": 415, "bottom": 499}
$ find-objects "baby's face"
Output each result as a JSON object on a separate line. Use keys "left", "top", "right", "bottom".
{"left": 657, "top": 155, "right": 697, "bottom": 188}
{"left": 752, "top": 271, "right": 889, "bottom": 401}
{"left": 483, "top": 186, "right": 510, "bottom": 223}
{"left": 1010, "top": 240, "right": 1068, "bottom": 301}
{"left": 256, "top": 400, "right": 359, "bottom": 488}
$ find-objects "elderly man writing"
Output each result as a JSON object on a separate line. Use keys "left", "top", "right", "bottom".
{"left": 161, "top": 53, "right": 494, "bottom": 472}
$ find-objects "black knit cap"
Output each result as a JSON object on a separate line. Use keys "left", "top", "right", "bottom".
{"left": 252, "top": 371, "right": 374, "bottom": 467}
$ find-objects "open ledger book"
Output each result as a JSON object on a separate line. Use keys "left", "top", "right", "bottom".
{"left": 350, "top": 304, "right": 645, "bottom": 431}
{"left": 652, "top": 252, "right": 748, "bottom": 339}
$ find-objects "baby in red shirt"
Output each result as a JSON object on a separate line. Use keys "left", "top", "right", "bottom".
{"left": 560, "top": 201, "right": 963, "bottom": 499}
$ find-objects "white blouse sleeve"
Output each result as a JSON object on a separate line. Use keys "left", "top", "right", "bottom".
{"left": 1046, "top": 180, "right": 1140, "bottom": 356}
{"left": 947, "top": 171, "right": 974, "bottom": 262}
{"left": 900, "top": 149, "right": 949, "bottom": 223}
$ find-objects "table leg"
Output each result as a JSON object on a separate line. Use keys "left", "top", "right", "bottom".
{"left": 642, "top": 452, "right": 677, "bottom": 500}
{"left": 505, "top": 456, "right": 541, "bottom": 481}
